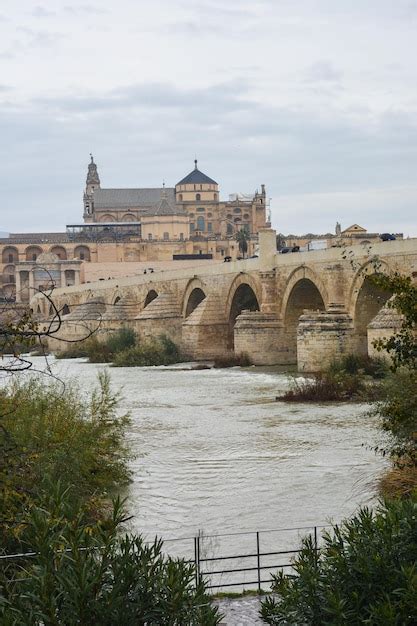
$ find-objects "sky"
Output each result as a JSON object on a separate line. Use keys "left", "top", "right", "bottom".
{"left": 0, "top": 0, "right": 417, "bottom": 236}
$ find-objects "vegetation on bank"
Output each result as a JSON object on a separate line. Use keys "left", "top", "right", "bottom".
{"left": 278, "top": 354, "right": 388, "bottom": 402}
{"left": 0, "top": 485, "right": 221, "bottom": 625}
{"left": 55, "top": 328, "right": 185, "bottom": 367}
{"left": 261, "top": 499, "right": 417, "bottom": 625}
{"left": 262, "top": 271, "right": 417, "bottom": 624}
{"left": 0, "top": 372, "right": 130, "bottom": 552}
{"left": 0, "top": 372, "right": 221, "bottom": 623}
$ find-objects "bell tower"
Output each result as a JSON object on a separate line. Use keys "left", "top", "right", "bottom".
{"left": 83, "top": 154, "right": 100, "bottom": 221}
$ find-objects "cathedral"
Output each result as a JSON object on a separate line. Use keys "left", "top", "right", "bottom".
{"left": 82, "top": 156, "right": 267, "bottom": 239}
{"left": 0, "top": 157, "right": 268, "bottom": 302}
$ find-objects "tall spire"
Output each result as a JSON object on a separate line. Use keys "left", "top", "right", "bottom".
{"left": 194, "top": 158, "right": 198, "bottom": 170}
{"left": 86, "top": 154, "right": 100, "bottom": 186}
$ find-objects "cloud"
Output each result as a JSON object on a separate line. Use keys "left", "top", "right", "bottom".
{"left": 31, "top": 5, "right": 55, "bottom": 18}
{"left": 303, "top": 61, "right": 343, "bottom": 84}
{"left": 1, "top": 78, "right": 417, "bottom": 235}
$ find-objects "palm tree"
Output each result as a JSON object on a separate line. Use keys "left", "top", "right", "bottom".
{"left": 236, "top": 228, "right": 249, "bottom": 259}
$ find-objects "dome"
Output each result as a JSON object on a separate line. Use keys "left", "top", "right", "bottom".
{"left": 176, "top": 160, "right": 217, "bottom": 186}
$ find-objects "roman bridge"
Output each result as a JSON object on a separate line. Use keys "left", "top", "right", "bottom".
{"left": 35, "top": 230, "right": 417, "bottom": 370}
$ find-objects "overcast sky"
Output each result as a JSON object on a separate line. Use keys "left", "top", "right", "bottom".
{"left": 1, "top": 0, "right": 417, "bottom": 236}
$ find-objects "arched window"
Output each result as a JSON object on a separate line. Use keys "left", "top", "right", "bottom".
{"left": 227, "top": 223, "right": 233, "bottom": 235}
{"left": 74, "top": 245, "right": 90, "bottom": 261}
{"left": 196, "top": 193, "right": 201, "bottom": 201}
{"left": 25, "top": 246, "right": 43, "bottom": 262}
{"left": 197, "top": 216, "right": 205, "bottom": 231}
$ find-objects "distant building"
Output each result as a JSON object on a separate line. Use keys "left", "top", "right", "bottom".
{"left": 0, "top": 157, "right": 267, "bottom": 301}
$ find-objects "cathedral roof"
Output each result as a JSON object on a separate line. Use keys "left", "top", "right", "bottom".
{"left": 151, "top": 193, "right": 187, "bottom": 216}
{"left": 93, "top": 187, "right": 176, "bottom": 210}
{"left": 176, "top": 160, "right": 217, "bottom": 186}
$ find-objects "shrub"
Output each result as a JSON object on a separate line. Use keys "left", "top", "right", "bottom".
{"left": 261, "top": 498, "right": 417, "bottom": 625}
{"left": 333, "top": 353, "right": 388, "bottom": 379}
{"left": 0, "top": 487, "right": 221, "bottom": 625}
{"left": 279, "top": 370, "right": 370, "bottom": 402}
{"left": 112, "top": 335, "right": 184, "bottom": 367}
{"left": 0, "top": 372, "right": 130, "bottom": 552}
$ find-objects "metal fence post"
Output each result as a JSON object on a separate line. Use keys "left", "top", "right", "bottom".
{"left": 256, "top": 531, "right": 261, "bottom": 593}
{"left": 194, "top": 537, "right": 199, "bottom": 587}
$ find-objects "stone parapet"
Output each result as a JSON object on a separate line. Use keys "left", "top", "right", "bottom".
{"left": 297, "top": 305, "right": 356, "bottom": 372}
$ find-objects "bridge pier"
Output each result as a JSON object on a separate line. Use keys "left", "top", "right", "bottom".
{"left": 182, "top": 294, "right": 229, "bottom": 360}
{"left": 134, "top": 292, "right": 183, "bottom": 344}
{"left": 234, "top": 311, "right": 285, "bottom": 365}
{"left": 297, "top": 304, "right": 357, "bottom": 372}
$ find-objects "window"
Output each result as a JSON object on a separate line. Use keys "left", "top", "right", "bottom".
{"left": 79, "top": 252, "right": 85, "bottom": 260}
{"left": 207, "top": 212, "right": 212, "bottom": 218}
{"left": 196, "top": 207, "right": 205, "bottom": 212}
{"left": 190, "top": 223, "right": 195, "bottom": 232}
{"left": 220, "top": 248, "right": 224, "bottom": 256}
{"left": 234, "top": 207, "right": 241, "bottom": 214}
{"left": 8, "top": 254, "right": 13, "bottom": 263}
{"left": 9, "top": 274, "right": 14, "bottom": 284}
{"left": 196, "top": 193, "right": 201, "bottom": 201}
{"left": 243, "top": 213, "right": 250, "bottom": 220}
{"left": 148, "top": 233, "right": 152, "bottom": 240}
{"left": 32, "top": 253, "right": 37, "bottom": 261}
{"left": 179, "top": 194, "right": 183, "bottom": 201}
{"left": 179, "top": 233, "right": 184, "bottom": 241}
{"left": 197, "top": 216, "right": 205, "bottom": 231}
{"left": 227, "top": 223, "right": 233, "bottom": 235}
{"left": 208, "top": 222, "right": 212, "bottom": 232}
{"left": 163, "top": 232, "right": 169, "bottom": 241}
{"left": 214, "top": 193, "right": 218, "bottom": 201}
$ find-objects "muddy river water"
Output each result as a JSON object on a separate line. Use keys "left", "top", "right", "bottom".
{"left": 28, "top": 357, "right": 385, "bottom": 550}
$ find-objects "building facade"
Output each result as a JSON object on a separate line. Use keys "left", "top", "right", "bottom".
{"left": 1, "top": 157, "right": 268, "bottom": 302}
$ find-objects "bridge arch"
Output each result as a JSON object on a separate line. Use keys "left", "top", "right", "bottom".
{"left": 281, "top": 267, "right": 328, "bottom": 363}
{"left": 226, "top": 274, "right": 261, "bottom": 349}
{"left": 144, "top": 289, "right": 158, "bottom": 308}
{"left": 182, "top": 278, "right": 207, "bottom": 318}
{"left": 349, "top": 260, "right": 392, "bottom": 354}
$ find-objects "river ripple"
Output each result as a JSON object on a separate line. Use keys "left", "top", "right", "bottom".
{"left": 24, "top": 358, "right": 385, "bottom": 547}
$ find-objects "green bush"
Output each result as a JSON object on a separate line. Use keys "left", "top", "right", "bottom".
{"left": 279, "top": 370, "right": 370, "bottom": 402}
{"left": 0, "top": 486, "right": 221, "bottom": 625}
{"left": 112, "top": 335, "right": 184, "bottom": 367}
{"left": 333, "top": 353, "right": 389, "bottom": 379}
{"left": 0, "top": 372, "right": 130, "bottom": 552}
{"left": 261, "top": 498, "right": 417, "bottom": 625}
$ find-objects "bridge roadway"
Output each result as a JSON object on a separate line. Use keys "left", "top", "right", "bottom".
{"left": 36, "top": 229, "right": 417, "bottom": 370}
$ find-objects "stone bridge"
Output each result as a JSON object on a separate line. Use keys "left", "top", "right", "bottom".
{"left": 35, "top": 230, "right": 417, "bottom": 370}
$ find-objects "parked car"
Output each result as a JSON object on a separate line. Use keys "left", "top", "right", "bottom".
{"left": 291, "top": 246, "right": 300, "bottom": 252}
{"left": 380, "top": 233, "right": 396, "bottom": 241}
{"left": 280, "top": 247, "right": 290, "bottom": 254}
{"left": 224, "top": 256, "right": 232, "bottom": 262}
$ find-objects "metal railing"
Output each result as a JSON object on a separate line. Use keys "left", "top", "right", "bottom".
{"left": 1, "top": 523, "right": 332, "bottom": 592}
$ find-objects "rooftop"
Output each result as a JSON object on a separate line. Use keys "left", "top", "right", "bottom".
{"left": 176, "top": 160, "right": 217, "bottom": 186}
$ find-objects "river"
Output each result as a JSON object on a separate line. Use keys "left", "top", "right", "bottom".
{"left": 24, "top": 357, "right": 385, "bottom": 585}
